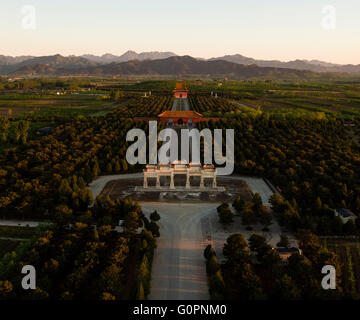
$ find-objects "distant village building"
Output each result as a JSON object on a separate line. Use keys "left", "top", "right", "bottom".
{"left": 334, "top": 208, "right": 358, "bottom": 224}
{"left": 275, "top": 247, "right": 303, "bottom": 261}
{"left": 250, "top": 247, "right": 303, "bottom": 264}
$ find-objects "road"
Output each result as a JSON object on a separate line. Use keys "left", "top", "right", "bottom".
{"left": 172, "top": 98, "right": 190, "bottom": 111}
{"left": 141, "top": 202, "right": 215, "bottom": 300}
{"left": 221, "top": 176, "right": 275, "bottom": 206}
{"left": 0, "top": 220, "right": 44, "bottom": 227}
{"left": 88, "top": 173, "right": 143, "bottom": 199}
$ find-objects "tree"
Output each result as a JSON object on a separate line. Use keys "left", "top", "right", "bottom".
{"left": 259, "top": 205, "right": 272, "bottom": 230}
{"left": 218, "top": 206, "right": 234, "bottom": 224}
{"left": 14, "top": 121, "right": 21, "bottom": 143}
{"left": 121, "top": 159, "right": 128, "bottom": 171}
{"left": 217, "top": 203, "right": 229, "bottom": 213}
{"left": 137, "top": 281, "right": 145, "bottom": 300}
{"left": 248, "top": 234, "right": 267, "bottom": 252}
{"left": 106, "top": 162, "right": 112, "bottom": 173}
{"left": 101, "top": 292, "right": 116, "bottom": 300}
{"left": 111, "top": 90, "right": 124, "bottom": 101}
{"left": 223, "top": 233, "right": 248, "bottom": 261}
{"left": 343, "top": 220, "right": 357, "bottom": 235}
{"left": 273, "top": 274, "right": 301, "bottom": 300}
{"left": 54, "top": 204, "right": 73, "bottom": 225}
{"left": 315, "top": 197, "right": 322, "bottom": 211}
{"left": 0, "top": 281, "right": 13, "bottom": 299}
{"left": 252, "top": 193, "right": 263, "bottom": 211}
{"left": 242, "top": 204, "right": 257, "bottom": 228}
{"left": 204, "top": 244, "right": 216, "bottom": 260}
{"left": 150, "top": 210, "right": 160, "bottom": 222}
{"left": 123, "top": 211, "right": 140, "bottom": 235}
{"left": 20, "top": 120, "right": 30, "bottom": 144}
{"left": 277, "top": 234, "right": 291, "bottom": 248}
{"left": 209, "top": 271, "right": 225, "bottom": 300}
{"left": 206, "top": 255, "right": 220, "bottom": 275}
{"left": 233, "top": 195, "right": 245, "bottom": 213}
{"left": 149, "top": 221, "right": 160, "bottom": 237}
{"left": 269, "top": 193, "right": 285, "bottom": 213}
{"left": 0, "top": 117, "right": 10, "bottom": 143}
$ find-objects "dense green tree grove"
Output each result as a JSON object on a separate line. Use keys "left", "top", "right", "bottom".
{"left": 206, "top": 231, "right": 347, "bottom": 300}
{"left": 231, "top": 194, "right": 272, "bottom": 230}
{"left": 199, "top": 117, "right": 360, "bottom": 234}
{"left": 189, "top": 95, "right": 239, "bottom": 115}
{"left": 0, "top": 197, "right": 158, "bottom": 300}
{"left": 0, "top": 116, "right": 145, "bottom": 219}
{"left": 113, "top": 95, "right": 173, "bottom": 117}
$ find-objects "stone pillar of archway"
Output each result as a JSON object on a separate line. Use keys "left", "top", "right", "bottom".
{"left": 144, "top": 174, "right": 148, "bottom": 189}
{"left": 212, "top": 175, "right": 217, "bottom": 188}
{"left": 156, "top": 174, "right": 161, "bottom": 189}
{"left": 186, "top": 173, "right": 190, "bottom": 189}
{"left": 170, "top": 173, "right": 175, "bottom": 190}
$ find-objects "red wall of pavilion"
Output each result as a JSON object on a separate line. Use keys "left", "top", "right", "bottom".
{"left": 174, "top": 92, "right": 188, "bottom": 98}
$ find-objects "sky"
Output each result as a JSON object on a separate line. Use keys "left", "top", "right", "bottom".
{"left": 0, "top": 0, "right": 359, "bottom": 64}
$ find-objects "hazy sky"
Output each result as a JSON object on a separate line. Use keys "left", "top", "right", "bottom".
{"left": 1, "top": 0, "right": 359, "bottom": 64}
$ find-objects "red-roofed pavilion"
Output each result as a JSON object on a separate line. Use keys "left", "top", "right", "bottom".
{"left": 158, "top": 110, "right": 203, "bottom": 124}
{"left": 173, "top": 82, "right": 188, "bottom": 98}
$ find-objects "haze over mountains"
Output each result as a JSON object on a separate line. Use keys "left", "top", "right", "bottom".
{"left": 210, "top": 54, "right": 360, "bottom": 74}
{"left": 82, "top": 51, "right": 177, "bottom": 64}
{"left": 1, "top": 50, "right": 359, "bottom": 78}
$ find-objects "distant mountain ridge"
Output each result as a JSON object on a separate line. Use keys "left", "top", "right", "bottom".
{"left": 81, "top": 51, "right": 177, "bottom": 63}
{"left": 209, "top": 54, "right": 360, "bottom": 73}
{"left": 0, "top": 55, "right": 35, "bottom": 66}
{"left": 8, "top": 55, "right": 318, "bottom": 80}
{"left": 0, "top": 54, "right": 99, "bottom": 74}
{"left": 1, "top": 51, "right": 360, "bottom": 76}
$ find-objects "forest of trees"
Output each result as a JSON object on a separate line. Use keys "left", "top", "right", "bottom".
{"left": 1, "top": 84, "right": 360, "bottom": 300}
{"left": 0, "top": 196, "right": 159, "bottom": 300}
{"left": 204, "top": 230, "right": 353, "bottom": 300}
{"left": 198, "top": 117, "right": 360, "bottom": 235}
{"left": 0, "top": 115, "right": 147, "bottom": 219}
{"left": 1, "top": 106, "right": 360, "bottom": 231}
{"left": 113, "top": 95, "right": 173, "bottom": 117}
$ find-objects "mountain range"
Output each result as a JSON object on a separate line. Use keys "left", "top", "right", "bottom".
{"left": 209, "top": 54, "right": 360, "bottom": 74}
{"left": 1, "top": 51, "right": 360, "bottom": 78}
{"left": 81, "top": 51, "right": 176, "bottom": 64}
